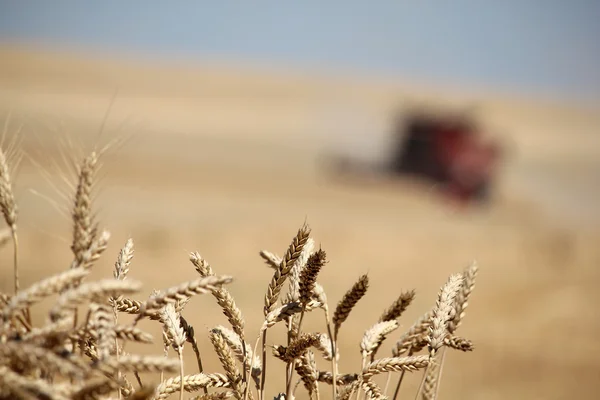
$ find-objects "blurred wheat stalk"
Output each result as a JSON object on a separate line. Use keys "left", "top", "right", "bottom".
{"left": 0, "top": 125, "right": 478, "bottom": 400}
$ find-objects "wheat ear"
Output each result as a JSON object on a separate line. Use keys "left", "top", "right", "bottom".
{"left": 50, "top": 279, "right": 142, "bottom": 322}
{"left": 0, "top": 133, "right": 19, "bottom": 302}
{"left": 2, "top": 267, "right": 88, "bottom": 321}
{"left": 427, "top": 273, "right": 463, "bottom": 358}
{"left": 99, "top": 354, "right": 180, "bottom": 374}
{"left": 190, "top": 252, "right": 249, "bottom": 391}
{"left": 444, "top": 335, "right": 474, "bottom": 351}
{"left": 71, "top": 151, "right": 98, "bottom": 271}
{"left": 333, "top": 274, "right": 369, "bottom": 340}
{"left": 0, "top": 341, "right": 91, "bottom": 379}
{"left": 286, "top": 237, "right": 315, "bottom": 304}
{"left": 259, "top": 251, "right": 281, "bottom": 269}
{"left": 210, "top": 329, "right": 243, "bottom": 399}
{"left": 0, "top": 365, "right": 67, "bottom": 400}
{"left": 295, "top": 350, "right": 319, "bottom": 399}
{"left": 190, "top": 252, "right": 245, "bottom": 338}
{"left": 136, "top": 275, "right": 233, "bottom": 323}
{"left": 190, "top": 393, "right": 236, "bottom": 400}
{"left": 379, "top": 290, "right": 416, "bottom": 323}
{"left": 90, "top": 302, "right": 115, "bottom": 360}
{"left": 213, "top": 325, "right": 261, "bottom": 389}
{"left": 448, "top": 261, "right": 478, "bottom": 334}
{"left": 363, "top": 355, "right": 430, "bottom": 378}
{"left": 154, "top": 373, "right": 231, "bottom": 400}
{"left": 299, "top": 249, "right": 326, "bottom": 307}
{"left": 264, "top": 224, "right": 311, "bottom": 316}
{"left": 360, "top": 320, "right": 399, "bottom": 362}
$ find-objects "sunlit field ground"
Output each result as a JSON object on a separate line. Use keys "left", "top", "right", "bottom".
{"left": 1, "top": 46, "right": 599, "bottom": 399}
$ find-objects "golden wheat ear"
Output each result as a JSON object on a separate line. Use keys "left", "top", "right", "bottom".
{"left": 264, "top": 224, "right": 311, "bottom": 316}
{"left": 360, "top": 320, "right": 399, "bottom": 361}
{"left": 427, "top": 273, "right": 463, "bottom": 358}
{"left": 70, "top": 151, "right": 99, "bottom": 268}
{"left": 0, "top": 145, "right": 17, "bottom": 231}
{"left": 379, "top": 289, "right": 416, "bottom": 323}
{"left": 138, "top": 275, "right": 234, "bottom": 319}
{"left": 333, "top": 274, "right": 369, "bottom": 340}
{"left": 190, "top": 252, "right": 246, "bottom": 340}
{"left": 298, "top": 249, "right": 326, "bottom": 307}
{"left": 0, "top": 117, "right": 20, "bottom": 297}
{"left": 155, "top": 373, "right": 231, "bottom": 400}
{"left": 448, "top": 261, "right": 479, "bottom": 334}
{"left": 1, "top": 268, "right": 89, "bottom": 322}
{"left": 285, "top": 237, "right": 315, "bottom": 305}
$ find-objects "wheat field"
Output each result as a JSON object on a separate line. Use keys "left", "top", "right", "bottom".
{"left": 0, "top": 46, "right": 599, "bottom": 399}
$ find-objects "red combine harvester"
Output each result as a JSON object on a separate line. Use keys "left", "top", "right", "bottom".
{"left": 325, "top": 109, "right": 503, "bottom": 208}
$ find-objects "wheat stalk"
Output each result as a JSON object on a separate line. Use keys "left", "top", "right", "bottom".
{"left": 110, "top": 239, "right": 134, "bottom": 400}
{"left": 161, "top": 303, "right": 186, "bottom": 400}
{"left": 180, "top": 316, "right": 208, "bottom": 392}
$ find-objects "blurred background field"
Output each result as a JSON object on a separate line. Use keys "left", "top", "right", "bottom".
{"left": 1, "top": 3, "right": 599, "bottom": 399}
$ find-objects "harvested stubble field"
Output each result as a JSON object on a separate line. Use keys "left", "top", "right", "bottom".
{"left": 0, "top": 47, "right": 599, "bottom": 399}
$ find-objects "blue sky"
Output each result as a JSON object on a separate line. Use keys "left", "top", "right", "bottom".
{"left": 1, "top": 1, "right": 599, "bottom": 101}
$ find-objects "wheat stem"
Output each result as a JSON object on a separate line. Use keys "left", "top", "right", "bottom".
{"left": 391, "top": 348, "right": 413, "bottom": 400}
{"left": 181, "top": 317, "right": 208, "bottom": 395}
{"left": 178, "top": 347, "right": 185, "bottom": 400}
{"left": 324, "top": 308, "right": 338, "bottom": 400}
{"left": 285, "top": 310, "right": 306, "bottom": 400}
{"left": 433, "top": 347, "right": 448, "bottom": 400}
{"left": 11, "top": 229, "right": 18, "bottom": 292}
{"left": 247, "top": 333, "right": 263, "bottom": 400}
{"left": 259, "top": 330, "right": 267, "bottom": 400}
